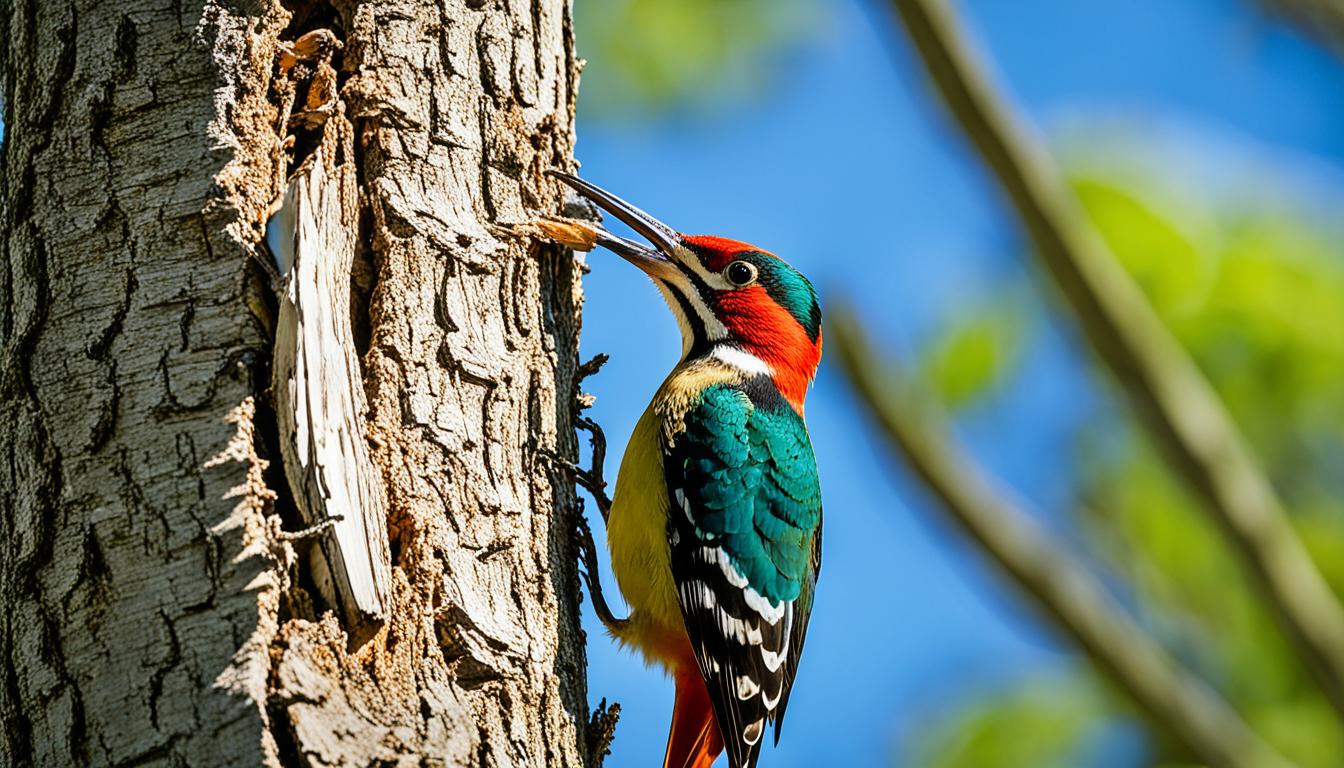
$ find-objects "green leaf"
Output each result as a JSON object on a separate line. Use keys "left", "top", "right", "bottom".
{"left": 918, "top": 297, "right": 1028, "bottom": 410}
{"left": 905, "top": 673, "right": 1108, "bottom": 768}
{"left": 574, "top": 0, "right": 825, "bottom": 117}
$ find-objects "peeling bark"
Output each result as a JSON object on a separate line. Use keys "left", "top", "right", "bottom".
{"left": 0, "top": 0, "right": 588, "bottom": 765}
{"left": 270, "top": 96, "right": 394, "bottom": 634}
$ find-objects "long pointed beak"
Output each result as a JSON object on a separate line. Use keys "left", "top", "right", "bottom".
{"left": 549, "top": 171, "right": 682, "bottom": 273}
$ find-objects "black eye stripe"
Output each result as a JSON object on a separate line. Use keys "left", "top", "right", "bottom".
{"left": 673, "top": 254, "right": 715, "bottom": 301}
{"left": 665, "top": 282, "right": 713, "bottom": 359}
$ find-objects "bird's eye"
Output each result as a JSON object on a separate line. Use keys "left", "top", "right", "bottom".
{"left": 725, "top": 260, "right": 758, "bottom": 287}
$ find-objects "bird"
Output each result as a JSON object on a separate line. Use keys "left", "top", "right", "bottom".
{"left": 552, "top": 172, "right": 823, "bottom": 768}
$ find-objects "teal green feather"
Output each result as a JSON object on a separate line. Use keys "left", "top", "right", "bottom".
{"left": 754, "top": 257, "right": 822, "bottom": 342}
{"left": 676, "top": 384, "right": 821, "bottom": 604}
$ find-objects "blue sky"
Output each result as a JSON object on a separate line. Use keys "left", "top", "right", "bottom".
{"left": 571, "top": 1, "right": 1344, "bottom": 765}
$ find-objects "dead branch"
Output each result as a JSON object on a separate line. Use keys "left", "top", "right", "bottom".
{"left": 831, "top": 311, "right": 1292, "bottom": 768}
{"left": 883, "top": 0, "right": 1344, "bottom": 723}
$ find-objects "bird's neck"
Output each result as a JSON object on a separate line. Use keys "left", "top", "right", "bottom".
{"left": 684, "top": 342, "right": 817, "bottom": 414}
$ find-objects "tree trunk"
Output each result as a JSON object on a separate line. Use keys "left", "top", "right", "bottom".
{"left": 0, "top": 0, "right": 590, "bottom": 766}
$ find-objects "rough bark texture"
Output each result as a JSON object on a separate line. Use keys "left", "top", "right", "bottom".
{"left": 0, "top": 0, "right": 588, "bottom": 765}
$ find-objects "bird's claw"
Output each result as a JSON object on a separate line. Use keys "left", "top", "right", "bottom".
{"left": 572, "top": 416, "right": 612, "bottom": 523}
{"left": 574, "top": 501, "right": 628, "bottom": 633}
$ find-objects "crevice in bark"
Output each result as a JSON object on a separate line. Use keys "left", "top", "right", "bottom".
{"left": 114, "top": 14, "right": 137, "bottom": 76}
{"left": 281, "top": 0, "right": 347, "bottom": 42}
{"left": 264, "top": 656, "right": 305, "bottom": 768}
{"left": 1, "top": 612, "right": 34, "bottom": 765}
{"left": 146, "top": 608, "right": 183, "bottom": 733}
{"left": 84, "top": 267, "right": 137, "bottom": 453}
{"left": 35, "top": 9, "right": 76, "bottom": 154}
{"left": 250, "top": 351, "right": 318, "bottom": 622}
{"left": 40, "top": 611, "right": 91, "bottom": 764}
{"left": 10, "top": 218, "right": 49, "bottom": 403}
{"left": 261, "top": 11, "right": 361, "bottom": 629}
{"left": 337, "top": 11, "right": 378, "bottom": 439}
{"left": 3, "top": 2, "right": 68, "bottom": 748}
{"left": 350, "top": 189, "right": 376, "bottom": 369}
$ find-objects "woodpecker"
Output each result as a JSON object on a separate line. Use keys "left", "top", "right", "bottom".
{"left": 553, "top": 173, "right": 823, "bottom": 768}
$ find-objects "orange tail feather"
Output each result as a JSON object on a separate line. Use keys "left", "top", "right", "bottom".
{"left": 663, "top": 670, "right": 724, "bottom": 768}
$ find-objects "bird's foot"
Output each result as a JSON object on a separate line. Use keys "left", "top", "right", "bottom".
{"left": 567, "top": 354, "right": 613, "bottom": 522}
{"left": 571, "top": 415, "right": 612, "bottom": 523}
{"left": 554, "top": 351, "right": 625, "bottom": 632}
{"left": 546, "top": 451, "right": 609, "bottom": 519}
{"left": 573, "top": 503, "right": 628, "bottom": 634}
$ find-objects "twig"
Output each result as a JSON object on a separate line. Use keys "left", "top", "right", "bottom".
{"left": 1258, "top": 0, "right": 1344, "bottom": 55}
{"left": 574, "top": 417, "right": 612, "bottom": 523}
{"left": 572, "top": 354, "right": 613, "bottom": 522}
{"left": 831, "top": 312, "right": 1292, "bottom": 768}
{"left": 586, "top": 697, "right": 622, "bottom": 767}
{"left": 274, "top": 515, "right": 343, "bottom": 542}
{"left": 577, "top": 353, "right": 610, "bottom": 383}
{"left": 884, "top": 0, "right": 1344, "bottom": 722}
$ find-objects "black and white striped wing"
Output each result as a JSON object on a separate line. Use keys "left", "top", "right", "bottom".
{"left": 665, "top": 385, "right": 823, "bottom": 768}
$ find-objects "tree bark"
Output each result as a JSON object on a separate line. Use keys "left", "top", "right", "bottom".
{"left": 0, "top": 0, "right": 589, "bottom": 766}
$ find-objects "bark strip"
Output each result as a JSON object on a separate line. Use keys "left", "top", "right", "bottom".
{"left": 270, "top": 99, "right": 392, "bottom": 632}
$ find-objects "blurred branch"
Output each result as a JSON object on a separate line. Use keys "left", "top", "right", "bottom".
{"left": 883, "top": 0, "right": 1344, "bottom": 723}
{"left": 831, "top": 311, "right": 1293, "bottom": 768}
{"left": 1259, "top": 0, "right": 1344, "bottom": 55}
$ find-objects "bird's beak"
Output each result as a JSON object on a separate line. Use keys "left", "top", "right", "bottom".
{"left": 549, "top": 171, "right": 682, "bottom": 277}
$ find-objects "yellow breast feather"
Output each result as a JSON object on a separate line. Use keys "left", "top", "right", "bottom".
{"left": 605, "top": 359, "right": 743, "bottom": 670}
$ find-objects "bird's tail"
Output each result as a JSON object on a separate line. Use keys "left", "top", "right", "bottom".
{"left": 663, "top": 668, "right": 724, "bottom": 768}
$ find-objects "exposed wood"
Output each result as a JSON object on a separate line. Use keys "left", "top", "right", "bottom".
{"left": 269, "top": 105, "right": 392, "bottom": 631}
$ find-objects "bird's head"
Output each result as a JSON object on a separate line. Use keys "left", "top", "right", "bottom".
{"left": 552, "top": 172, "right": 822, "bottom": 412}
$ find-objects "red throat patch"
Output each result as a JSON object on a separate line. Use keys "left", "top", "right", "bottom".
{"left": 681, "top": 234, "right": 819, "bottom": 411}
{"left": 714, "top": 285, "right": 821, "bottom": 413}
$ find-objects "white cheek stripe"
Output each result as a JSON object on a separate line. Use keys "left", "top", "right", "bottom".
{"left": 710, "top": 346, "right": 772, "bottom": 377}
{"left": 674, "top": 245, "right": 726, "bottom": 286}
{"left": 659, "top": 274, "right": 727, "bottom": 342}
